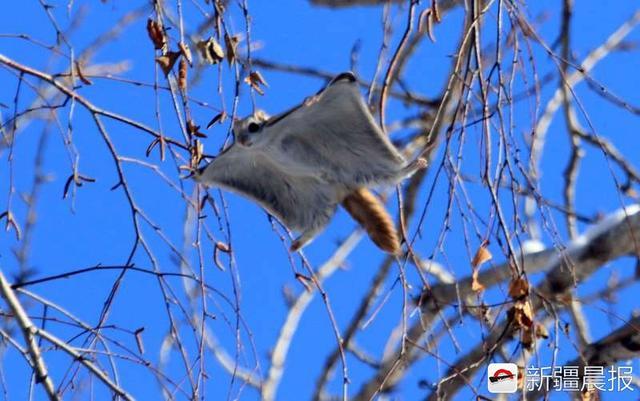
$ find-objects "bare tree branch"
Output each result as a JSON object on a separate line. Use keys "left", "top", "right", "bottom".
{"left": 0, "top": 269, "right": 58, "bottom": 400}
{"left": 425, "top": 205, "right": 640, "bottom": 400}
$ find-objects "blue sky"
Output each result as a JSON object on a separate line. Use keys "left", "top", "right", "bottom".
{"left": 1, "top": 1, "right": 639, "bottom": 400}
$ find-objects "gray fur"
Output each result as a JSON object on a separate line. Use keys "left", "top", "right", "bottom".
{"left": 196, "top": 72, "right": 420, "bottom": 250}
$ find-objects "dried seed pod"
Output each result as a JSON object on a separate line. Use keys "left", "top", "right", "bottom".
{"left": 187, "top": 120, "right": 206, "bottom": 138}
{"left": 190, "top": 139, "right": 204, "bottom": 168}
{"left": 62, "top": 173, "right": 96, "bottom": 199}
{"left": 196, "top": 37, "right": 224, "bottom": 64}
{"left": 224, "top": 33, "right": 239, "bottom": 66}
{"left": 179, "top": 42, "right": 193, "bottom": 65}
{"left": 0, "top": 210, "right": 21, "bottom": 240}
{"left": 206, "top": 111, "right": 227, "bottom": 129}
{"left": 178, "top": 58, "right": 187, "bottom": 90}
{"left": 215, "top": 241, "right": 230, "bottom": 253}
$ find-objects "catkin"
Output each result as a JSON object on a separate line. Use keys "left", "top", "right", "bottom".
{"left": 341, "top": 188, "right": 401, "bottom": 255}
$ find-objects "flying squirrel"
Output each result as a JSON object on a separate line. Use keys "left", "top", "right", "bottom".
{"left": 195, "top": 72, "right": 426, "bottom": 254}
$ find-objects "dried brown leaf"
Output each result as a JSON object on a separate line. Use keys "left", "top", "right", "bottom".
{"left": 471, "top": 268, "right": 485, "bottom": 293}
{"left": 510, "top": 300, "right": 534, "bottom": 329}
{"left": 521, "top": 325, "right": 534, "bottom": 350}
{"left": 581, "top": 388, "right": 600, "bottom": 401}
{"left": 155, "top": 51, "right": 181, "bottom": 76}
{"left": 471, "top": 243, "right": 492, "bottom": 267}
{"left": 535, "top": 323, "right": 549, "bottom": 339}
{"left": 146, "top": 19, "right": 166, "bottom": 51}
{"left": 508, "top": 277, "right": 529, "bottom": 299}
{"left": 244, "top": 70, "right": 268, "bottom": 95}
{"left": 521, "top": 322, "right": 548, "bottom": 350}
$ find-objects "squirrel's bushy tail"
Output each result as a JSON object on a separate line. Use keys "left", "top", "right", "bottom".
{"left": 341, "top": 188, "right": 401, "bottom": 255}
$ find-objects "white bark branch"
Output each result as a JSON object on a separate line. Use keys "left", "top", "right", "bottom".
{"left": 0, "top": 269, "right": 58, "bottom": 401}
{"left": 35, "top": 328, "right": 135, "bottom": 400}
{"left": 262, "top": 232, "right": 362, "bottom": 401}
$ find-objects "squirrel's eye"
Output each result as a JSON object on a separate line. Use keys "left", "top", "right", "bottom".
{"left": 248, "top": 122, "right": 261, "bottom": 133}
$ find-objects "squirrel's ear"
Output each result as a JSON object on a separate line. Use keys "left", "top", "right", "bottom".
{"left": 254, "top": 109, "right": 270, "bottom": 123}
{"left": 329, "top": 72, "right": 357, "bottom": 85}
